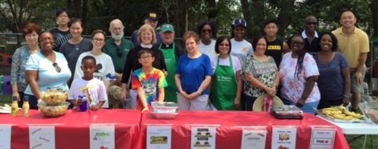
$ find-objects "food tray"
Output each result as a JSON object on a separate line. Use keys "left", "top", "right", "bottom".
{"left": 272, "top": 105, "right": 303, "bottom": 120}
{"left": 151, "top": 101, "right": 178, "bottom": 114}
{"left": 359, "top": 102, "right": 378, "bottom": 125}
{"left": 317, "top": 111, "right": 365, "bottom": 123}
{"left": 152, "top": 112, "right": 178, "bottom": 119}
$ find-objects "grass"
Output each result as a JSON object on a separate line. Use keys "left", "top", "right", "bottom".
{"left": 0, "top": 95, "right": 377, "bottom": 148}
{"left": 347, "top": 135, "right": 377, "bottom": 149}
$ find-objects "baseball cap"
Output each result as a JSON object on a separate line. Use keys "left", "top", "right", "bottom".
{"left": 161, "top": 24, "right": 174, "bottom": 32}
{"left": 232, "top": 18, "right": 247, "bottom": 28}
{"left": 147, "top": 12, "right": 158, "bottom": 21}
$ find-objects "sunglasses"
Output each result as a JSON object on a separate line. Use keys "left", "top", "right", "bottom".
{"left": 116, "top": 46, "right": 123, "bottom": 57}
{"left": 202, "top": 29, "right": 212, "bottom": 33}
{"left": 53, "top": 62, "right": 61, "bottom": 73}
{"left": 306, "top": 22, "right": 317, "bottom": 25}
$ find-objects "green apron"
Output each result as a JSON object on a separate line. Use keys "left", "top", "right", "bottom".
{"left": 159, "top": 43, "right": 178, "bottom": 103}
{"left": 210, "top": 56, "right": 237, "bottom": 110}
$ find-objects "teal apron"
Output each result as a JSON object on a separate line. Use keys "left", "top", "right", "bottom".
{"left": 159, "top": 43, "right": 178, "bottom": 103}
{"left": 210, "top": 56, "right": 237, "bottom": 110}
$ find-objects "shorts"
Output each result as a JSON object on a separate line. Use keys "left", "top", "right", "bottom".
{"left": 350, "top": 66, "right": 366, "bottom": 94}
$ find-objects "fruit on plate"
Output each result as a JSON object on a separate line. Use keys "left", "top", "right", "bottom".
{"left": 320, "top": 106, "right": 363, "bottom": 121}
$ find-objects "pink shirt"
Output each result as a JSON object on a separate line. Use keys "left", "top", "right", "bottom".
{"left": 279, "top": 52, "right": 320, "bottom": 103}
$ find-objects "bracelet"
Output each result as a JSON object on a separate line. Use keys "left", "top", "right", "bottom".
{"left": 197, "top": 91, "right": 201, "bottom": 96}
{"left": 343, "top": 95, "right": 349, "bottom": 98}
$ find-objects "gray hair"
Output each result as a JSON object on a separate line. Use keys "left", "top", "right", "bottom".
{"left": 109, "top": 19, "right": 124, "bottom": 30}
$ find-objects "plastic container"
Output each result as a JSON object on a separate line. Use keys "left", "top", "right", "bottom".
{"left": 151, "top": 101, "right": 178, "bottom": 119}
{"left": 40, "top": 89, "right": 68, "bottom": 105}
{"left": 360, "top": 102, "right": 378, "bottom": 124}
{"left": 80, "top": 96, "right": 88, "bottom": 112}
{"left": 38, "top": 102, "right": 69, "bottom": 117}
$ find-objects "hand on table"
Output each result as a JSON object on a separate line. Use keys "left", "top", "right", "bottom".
{"left": 141, "top": 107, "right": 149, "bottom": 113}
{"left": 90, "top": 105, "right": 100, "bottom": 111}
{"left": 343, "top": 96, "right": 350, "bottom": 107}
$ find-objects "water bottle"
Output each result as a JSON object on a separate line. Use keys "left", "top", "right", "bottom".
{"left": 80, "top": 96, "right": 88, "bottom": 112}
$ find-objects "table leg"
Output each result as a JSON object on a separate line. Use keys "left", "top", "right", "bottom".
{"left": 363, "top": 135, "right": 367, "bottom": 149}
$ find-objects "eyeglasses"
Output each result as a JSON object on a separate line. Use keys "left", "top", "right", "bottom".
{"left": 306, "top": 22, "right": 317, "bottom": 25}
{"left": 291, "top": 41, "right": 304, "bottom": 45}
{"left": 53, "top": 62, "right": 61, "bottom": 73}
{"left": 139, "top": 56, "right": 152, "bottom": 60}
{"left": 202, "top": 29, "right": 212, "bottom": 33}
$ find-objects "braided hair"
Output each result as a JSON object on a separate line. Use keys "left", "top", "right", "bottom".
{"left": 288, "top": 34, "right": 306, "bottom": 78}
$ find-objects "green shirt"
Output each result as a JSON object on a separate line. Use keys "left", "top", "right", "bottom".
{"left": 103, "top": 38, "right": 134, "bottom": 73}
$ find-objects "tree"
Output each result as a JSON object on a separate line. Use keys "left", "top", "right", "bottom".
{"left": 371, "top": 0, "right": 378, "bottom": 36}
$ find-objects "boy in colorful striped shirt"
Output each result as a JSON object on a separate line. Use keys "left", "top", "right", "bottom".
{"left": 131, "top": 48, "right": 167, "bottom": 112}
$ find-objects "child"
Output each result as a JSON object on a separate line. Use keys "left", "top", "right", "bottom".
{"left": 68, "top": 56, "right": 107, "bottom": 111}
{"left": 132, "top": 48, "right": 167, "bottom": 112}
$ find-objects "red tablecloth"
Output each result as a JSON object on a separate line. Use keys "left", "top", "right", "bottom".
{"left": 0, "top": 109, "right": 141, "bottom": 149}
{"left": 138, "top": 111, "right": 350, "bottom": 149}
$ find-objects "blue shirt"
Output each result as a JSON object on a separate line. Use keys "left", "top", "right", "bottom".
{"left": 11, "top": 46, "right": 39, "bottom": 92}
{"left": 176, "top": 54, "right": 212, "bottom": 95}
{"left": 24, "top": 51, "right": 72, "bottom": 95}
{"left": 314, "top": 52, "right": 348, "bottom": 100}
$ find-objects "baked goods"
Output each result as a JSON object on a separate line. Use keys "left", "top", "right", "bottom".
{"left": 38, "top": 102, "right": 69, "bottom": 117}
{"left": 365, "top": 108, "right": 378, "bottom": 124}
{"left": 40, "top": 89, "right": 68, "bottom": 105}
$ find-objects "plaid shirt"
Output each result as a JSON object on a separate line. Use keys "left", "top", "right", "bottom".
{"left": 11, "top": 46, "right": 38, "bottom": 92}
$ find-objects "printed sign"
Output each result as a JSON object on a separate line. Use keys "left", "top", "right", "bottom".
{"left": 29, "top": 126, "right": 55, "bottom": 149}
{"left": 272, "top": 126, "right": 297, "bottom": 149}
{"left": 147, "top": 125, "right": 172, "bottom": 149}
{"left": 191, "top": 126, "right": 216, "bottom": 149}
{"left": 90, "top": 124, "right": 115, "bottom": 149}
{"left": 241, "top": 129, "right": 267, "bottom": 149}
{"left": 0, "top": 125, "right": 11, "bottom": 149}
{"left": 310, "top": 127, "right": 336, "bottom": 149}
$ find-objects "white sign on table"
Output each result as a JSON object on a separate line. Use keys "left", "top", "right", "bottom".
{"left": 0, "top": 125, "right": 11, "bottom": 149}
{"left": 310, "top": 127, "right": 336, "bottom": 149}
{"left": 146, "top": 125, "right": 172, "bottom": 149}
{"left": 90, "top": 124, "right": 115, "bottom": 149}
{"left": 241, "top": 129, "right": 267, "bottom": 149}
{"left": 191, "top": 126, "right": 216, "bottom": 149}
{"left": 29, "top": 126, "right": 55, "bottom": 149}
{"left": 272, "top": 126, "right": 297, "bottom": 149}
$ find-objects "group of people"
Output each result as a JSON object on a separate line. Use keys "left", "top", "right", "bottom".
{"left": 10, "top": 9, "right": 370, "bottom": 115}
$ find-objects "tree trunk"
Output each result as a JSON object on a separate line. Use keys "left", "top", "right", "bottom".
{"left": 82, "top": 0, "right": 88, "bottom": 34}
{"left": 240, "top": 0, "right": 252, "bottom": 38}
{"left": 277, "top": 0, "right": 295, "bottom": 37}
{"left": 371, "top": 0, "right": 378, "bottom": 36}
{"left": 207, "top": 0, "right": 217, "bottom": 19}
{"left": 251, "top": 0, "right": 264, "bottom": 38}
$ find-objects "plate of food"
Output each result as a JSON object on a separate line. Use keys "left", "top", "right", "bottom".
{"left": 0, "top": 104, "right": 12, "bottom": 114}
{"left": 317, "top": 106, "right": 365, "bottom": 123}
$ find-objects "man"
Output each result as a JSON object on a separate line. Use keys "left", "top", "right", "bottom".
{"left": 332, "top": 11, "right": 370, "bottom": 112}
{"left": 156, "top": 24, "right": 185, "bottom": 103}
{"left": 131, "top": 12, "right": 162, "bottom": 47}
{"left": 103, "top": 19, "right": 134, "bottom": 108}
{"left": 263, "top": 19, "right": 289, "bottom": 68}
{"left": 302, "top": 15, "right": 321, "bottom": 53}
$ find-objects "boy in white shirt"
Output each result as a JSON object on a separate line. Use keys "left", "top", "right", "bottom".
{"left": 68, "top": 56, "right": 107, "bottom": 110}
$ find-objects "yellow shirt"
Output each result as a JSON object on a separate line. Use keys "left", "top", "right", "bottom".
{"left": 332, "top": 27, "right": 369, "bottom": 68}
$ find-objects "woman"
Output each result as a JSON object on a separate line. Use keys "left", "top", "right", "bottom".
{"left": 175, "top": 31, "right": 212, "bottom": 111}
{"left": 197, "top": 21, "right": 217, "bottom": 60}
{"left": 241, "top": 36, "right": 279, "bottom": 111}
{"left": 121, "top": 24, "right": 167, "bottom": 109}
{"left": 24, "top": 31, "right": 71, "bottom": 109}
{"left": 230, "top": 18, "right": 253, "bottom": 65}
{"left": 210, "top": 36, "right": 242, "bottom": 110}
{"left": 74, "top": 30, "right": 116, "bottom": 108}
{"left": 11, "top": 23, "right": 40, "bottom": 105}
{"left": 59, "top": 18, "right": 92, "bottom": 85}
{"left": 50, "top": 8, "right": 72, "bottom": 51}
{"left": 279, "top": 35, "right": 320, "bottom": 114}
{"left": 314, "top": 32, "right": 350, "bottom": 109}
